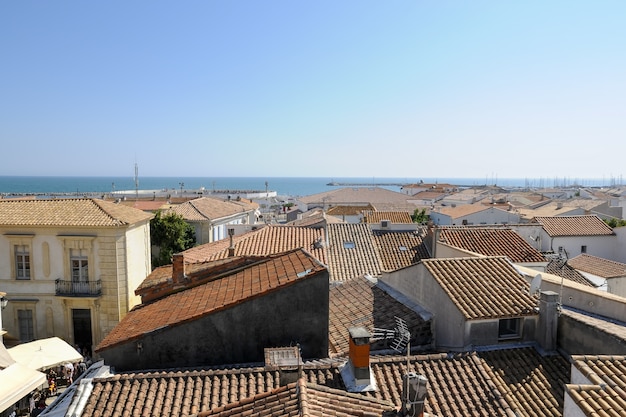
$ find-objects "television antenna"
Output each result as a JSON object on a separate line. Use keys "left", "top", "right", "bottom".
{"left": 372, "top": 316, "right": 411, "bottom": 353}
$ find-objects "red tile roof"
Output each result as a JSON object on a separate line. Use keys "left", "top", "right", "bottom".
{"left": 545, "top": 259, "right": 595, "bottom": 287}
{"left": 566, "top": 355, "right": 626, "bottom": 417}
{"left": 199, "top": 379, "right": 399, "bottom": 416}
{"left": 328, "top": 277, "right": 432, "bottom": 356}
{"left": 326, "top": 224, "right": 381, "bottom": 282}
{"left": 532, "top": 215, "right": 614, "bottom": 237}
{"left": 421, "top": 257, "right": 538, "bottom": 320}
{"left": 0, "top": 198, "right": 153, "bottom": 227}
{"left": 567, "top": 253, "right": 626, "bottom": 278}
{"left": 96, "top": 250, "right": 326, "bottom": 351}
{"left": 167, "top": 196, "right": 257, "bottom": 221}
{"left": 363, "top": 211, "right": 413, "bottom": 224}
{"left": 79, "top": 347, "right": 568, "bottom": 417}
{"left": 182, "top": 225, "right": 327, "bottom": 264}
{"left": 438, "top": 227, "right": 546, "bottom": 263}
{"left": 371, "top": 231, "right": 430, "bottom": 271}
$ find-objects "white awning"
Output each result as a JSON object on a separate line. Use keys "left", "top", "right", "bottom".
{"left": 0, "top": 362, "right": 46, "bottom": 413}
{"left": 8, "top": 337, "right": 83, "bottom": 371}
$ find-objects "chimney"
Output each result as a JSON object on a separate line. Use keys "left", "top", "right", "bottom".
{"left": 401, "top": 373, "right": 428, "bottom": 417}
{"left": 537, "top": 290, "right": 559, "bottom": 352}
{"left": 227, "top": 228, "right": 235, "bottom": 257}
{"left": 172, "top": 253, "right": 186, "bottom": 283}
{"left": 348, "top": 327, "right": 371, "bottom": 386}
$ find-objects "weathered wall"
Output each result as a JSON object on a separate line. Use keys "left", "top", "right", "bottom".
{"left": 557, "top": 313, "right": 626, "bottom": 355}
{"left": 100, "top": 270, "right": 330, "bottom": 371}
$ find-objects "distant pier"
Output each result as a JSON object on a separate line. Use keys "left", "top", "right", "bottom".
{"left": 327, "top": 182, "right": 406, "bottom": 187}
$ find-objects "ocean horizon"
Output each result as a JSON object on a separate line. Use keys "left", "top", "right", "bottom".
{"left": 0, "top": 175, "right": 618, "bottom": 198}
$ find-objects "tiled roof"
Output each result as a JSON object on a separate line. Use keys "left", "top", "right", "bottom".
{"left": 363, "top": 211, "right": 413, "bottom": 224}
{"left": 96, "top": 250, "right": 326, "bottom": 351}
{"left": 371, "top": 230, "right": 430, "bottom": 271}
{"left": 438, "top": 227, "right": 546, "bottom": 263}
{"left": 78, "top": 347, "right": 568, "bottom": 417}
{"left": 478, "top": 347, "right": 570, "bottom": 417}
{"left": 567, "top": 253, "right": 626, "bottom": 278}
{"left": 0, "top": 198, "right": 153, "bottom": 227}
{"left": 167, "top": 196, "right": 256, "bottom": 222}
{"left": 421, "top": 257, "right": 538, "bottom": 320}
{"left": 566, "top": 355, "right": 626, "bottom": 417}
{"left": 545, "top": 259, "right": 595, "bottom": 287}
{"left": 532, "top": 215, "right": 614, "bottom": 237}
{"left": 182, "top": 225, "right": 327, "bottom": 264}
{"left": 434, "top": 203, "right": 491, "bottom": 218}
{"left": 326, "top": 204, "right": 374, "bottom": 216}
{"left": 199, "top": 379, "right": 399, "bottom": 417}
{"left": 328, "top": 277, "right": 432, "bottom": 356}
{"left": 298, "top": 187, "right": 411, "bottom": 205}
{"left": 410, "top": 190, "right": 446, "bottom": 200}
{"left": 326, "top": 224, "right": 381, "bottom": 282}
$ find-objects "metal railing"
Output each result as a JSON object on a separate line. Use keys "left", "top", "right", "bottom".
{"left": 55, "top": 279, "right": 102, "bottom": 297}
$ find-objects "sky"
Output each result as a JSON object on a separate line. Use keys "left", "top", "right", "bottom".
{"left": 1, "top": 1, "right": 625, "bottom": 180}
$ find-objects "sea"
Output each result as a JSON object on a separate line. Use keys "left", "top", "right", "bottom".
{"left": 0, "top": 176, "right": 616, "bottom": 198}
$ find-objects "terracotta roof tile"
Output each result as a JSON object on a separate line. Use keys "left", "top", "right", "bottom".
{"left": 545, "top": 259, "right": 596, "bottom": 287}
{"left": 326, "top": 204, "right": 375, "bottom": 216}
{"left": 478, "top": 347, "right": 570, "bottom": 417}
{"left": 371, "top": 231, "right": 430, "bottom": 271}
{"left": 438, "top": 227, "right": 546, "bottom": 263}
{"left": 435, "top": 203, "right": 491, "bottom": 218}
{"left": 568, "top": 254, "right": 626, "bottom": 279}
{"left": 167, "top": 197, "right": 257, "bottom": 222}
{"left": 328, "top": 277, "right": 432, "bottom": 356}
{"left": 421, "top": 257, "right": 538, "bottom": 320}
{"left": 326, "top": 224, "right": 381, "bottom": 282}
{"left": 566, "top": 355, "right": 626, "bottom": 417}
{"left": 81, "top": 347, "right": 568, "bottom": 417}
{"left": 182, "top": 225, "right": 327, "bottom": 265}
{"left": 97, "top": 250, "right": 326, "bottom": 351}
{"left": 0, "top": 198, "right": 153, "bottom": 227}
{"left": 363, "top": 211, "right": 413, "bottom": 224}
{"left": 532, "top": 215, "right": 614, "bottom": 237}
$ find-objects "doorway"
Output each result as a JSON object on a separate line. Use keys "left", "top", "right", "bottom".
{"left": 72, "top": 309, "right": 93, "bottom": 357}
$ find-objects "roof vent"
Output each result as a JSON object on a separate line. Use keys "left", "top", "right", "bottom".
{"left": 381, "top": 220, "right": 390, "bottom": 229}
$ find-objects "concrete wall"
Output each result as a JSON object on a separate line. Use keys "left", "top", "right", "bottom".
{"left": 557, "top": 313, "right": 626, "bottom": 355}
{"left": 381, "top": 264, "right": 466, "bottom": 350}
{"left": 100, "top": 270, "right": 330, "bottom": 371}
{"left": 550, "top": 235, "right": 616, "bottom": 260}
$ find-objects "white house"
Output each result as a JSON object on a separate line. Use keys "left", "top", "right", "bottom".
{"left": 429, "top": 203, "right": 520, "bottom": 226}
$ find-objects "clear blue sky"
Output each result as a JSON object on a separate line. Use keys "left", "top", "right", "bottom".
{"left": 1, "top": 1, "right": 625, "bottom": 180}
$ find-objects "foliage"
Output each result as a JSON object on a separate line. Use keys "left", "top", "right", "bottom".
{"left": 412, "top": 208, "right": 429, "bottom": 224}
{"left": 604, "top": 218, "right": 626, "bottom": 228}
{"left": 150, "top": 210, "right": 196, "bottom": 267}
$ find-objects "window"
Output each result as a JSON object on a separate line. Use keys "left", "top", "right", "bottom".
{"left": 498, "top": 318, "right": 521, "bottom": 340}
{"left": 18, "top": 309, "right": 35, "bottom": 342}
{"left": 71, "top": 252, "right": 89, "bottom": 283}
{"left": 343, "top": 241, "right": 355, "bottom": 249}
{"left": 15, "top": 245, "right": 31, "bottom": 280}
{"left": 581, "top": 245, "right": 587, "bottom": 254}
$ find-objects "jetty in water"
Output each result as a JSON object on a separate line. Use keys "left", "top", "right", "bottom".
{"left": 327, "top": 182, "right": 406, "bottom": 187}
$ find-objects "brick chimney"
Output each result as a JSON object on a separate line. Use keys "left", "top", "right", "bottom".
{"left": 172, "top": 253, "right": 186, "bottom": 284}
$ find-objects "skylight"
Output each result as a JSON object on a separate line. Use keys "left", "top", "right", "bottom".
{"left": 343, "top": 241, "right": 355, "bottom": 249}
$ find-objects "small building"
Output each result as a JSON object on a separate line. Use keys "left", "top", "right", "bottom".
{"left": 95, "top": 249, "right": 329, "bottom": 371}
{"left": 0, "top": 198, "right": 153, "bottom": 355}
{"left": 166, "top": 196, "right": 259, "bottom": 244}
{"left": 381, "top": 257, "right": 540, "bottom": 351}
{"left": 429, "top": 203, "right": 519, "bottom": 226}
{"left": 567, "top": 253, "right": 626, "bottom": 296}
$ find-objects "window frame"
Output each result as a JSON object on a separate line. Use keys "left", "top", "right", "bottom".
{"left": 6, "top": 235, "right": 34, "bottom": 281}
{"left": 498, "top": 317, "right": 522, "bottom": 340}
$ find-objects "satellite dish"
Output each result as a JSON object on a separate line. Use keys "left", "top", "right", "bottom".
{"left": 530, "top": 274, "right": 542, "bottom": 296}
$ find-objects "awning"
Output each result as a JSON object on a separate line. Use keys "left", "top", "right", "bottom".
{"left": 8, "top": 337, "right": 83, "bottom": 371}
{"left": 0, "top": 362, "right": 46, "bottom": 413}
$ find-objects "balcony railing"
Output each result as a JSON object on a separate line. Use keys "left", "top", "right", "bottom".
{"left": 55, "top": 279, "right": 102, "bottom": 297}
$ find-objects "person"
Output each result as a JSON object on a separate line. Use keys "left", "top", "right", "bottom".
{"left": 64, "top": 362, "right": 74, "bottom": 385}
{"left": 30, "top": 400, "right": 45, "bottom": 417}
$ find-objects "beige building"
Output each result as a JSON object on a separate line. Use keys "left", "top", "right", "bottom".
{"left": 0, "top": 198, "right": 152, "bottom": 356}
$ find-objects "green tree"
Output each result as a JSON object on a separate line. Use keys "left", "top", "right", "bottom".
{"left": 412, "top": 208, "right": 429, "bottom": 224}
{"left": 150, "top": 210, "right": 196, "bottom": 267}
{"left": 604, "top": 218, "right": 626, "bottom": 228}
